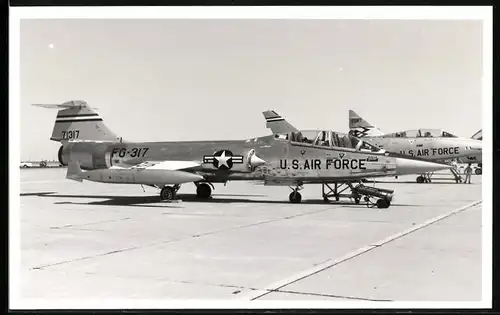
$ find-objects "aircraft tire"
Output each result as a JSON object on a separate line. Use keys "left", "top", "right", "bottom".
{"left": 160, "top": 186, "right": 176, "bottom": 201}
{"left": 416, "top": 176, "right": 424, "bottom": 183}
{"left": 475, "top": 168, "right": 482, "bottom": 175}
{"left": 354, "top": 197, "right": 360, "bottom": 204}
{"left": 376, "top": 199, "right": 390, "bottom": 209}
{"left": 289, "top": 192, "right": 302, "bottom": 203}
{"left": 196, "top": 183, "right": 212, "bottom": 199}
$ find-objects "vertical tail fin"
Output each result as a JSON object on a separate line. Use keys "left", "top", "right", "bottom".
{"left": 348, "top": 110, "right": 385, "bottom": 137}
{"left": 471, "top": 129, "right": 482, "bottom": 140}
{"left": 32, "top": 100, "right": 122, "bottom": 143}
{"left": 262, "top": 110, "right": 299, "bottom": 134}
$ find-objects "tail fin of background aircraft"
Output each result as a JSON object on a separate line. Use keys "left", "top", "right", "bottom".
{"left": 348, "top": 110, "right": 385, "bottom": 137}
{"left": 471, "top": 129, "right": 482, "bottom": 140}
{"left": 262, "top": 110, "right": 299, "bottom": 134}
{"left": 32, "top": 100, "right": 122, "bottom": 143}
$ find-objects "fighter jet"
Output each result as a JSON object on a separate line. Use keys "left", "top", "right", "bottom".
{"left": 34, "top": 101, "right": 451, "bottom": 208}
{"left": 347, "top": 110, "right": 482, "bottom": 183}
{"left": 457, "top": 129, "right": 482, "bottom": 174}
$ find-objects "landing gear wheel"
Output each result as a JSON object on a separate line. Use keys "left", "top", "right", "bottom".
{"left": 376, "top": 199, "right": 390, "bottom": 209}
{"left": 475, "top": 168, "right": 482, "bottom": 175}
{"left": 289, "top": 191, "right": 302, "bottom": 203}
{"left": 160, "top": 186, "right": 176, "bottom": 201}
{"left": 196, "top": 183, "right": 212, "bottom": 199}
{"left": 416, "top": 176, "right": 424, "bottom": 183}
{"left": 354, "top": 197, "right": 361, "bottom": 204}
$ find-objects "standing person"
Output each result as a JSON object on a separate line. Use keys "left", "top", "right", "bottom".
{"left": 464, "top": 163, "right": 473, "bottom": 184}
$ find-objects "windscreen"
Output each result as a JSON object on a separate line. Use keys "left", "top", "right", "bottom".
{"left": 287, "top": 130, "right": 383, "bottom": 152}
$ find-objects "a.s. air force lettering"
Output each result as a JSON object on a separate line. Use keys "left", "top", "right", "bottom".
{"left": 399, "top": 147, "right": 460, "bottom": 157}
{"left": 279, "top": 158, "right": 366, "bottom": 170}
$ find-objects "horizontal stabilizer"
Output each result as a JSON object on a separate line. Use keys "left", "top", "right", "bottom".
{"left": 32, "top": 100, "right": 99, "bottom": 110}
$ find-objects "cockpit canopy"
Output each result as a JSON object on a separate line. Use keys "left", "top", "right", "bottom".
{"left": 381, "top": 129, "right": 458, "bottom": 138}
{"left": 274, "top": 129, "right": 384, "bottom": 152}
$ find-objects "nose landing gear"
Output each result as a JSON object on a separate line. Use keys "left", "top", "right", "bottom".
{"left": 289, "top": 184, "right": 303, "bottom": 203}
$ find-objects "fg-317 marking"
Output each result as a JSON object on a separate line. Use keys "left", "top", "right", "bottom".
{"left": 279, "top": 158, "right": 367, "bottom": 170}
{"left": 111, "top": 147, "right": 150, "bottom": 158}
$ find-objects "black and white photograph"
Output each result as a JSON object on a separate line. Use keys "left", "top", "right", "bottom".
{"left": 10, "top": 6, "right": 492, "bottom": 309}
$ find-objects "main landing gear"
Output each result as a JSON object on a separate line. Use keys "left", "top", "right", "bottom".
{"left": 321, "top": 182, "right": 393, "bottom": 209}
{"left": 160, "top": 184, "right": 181, "bottom": 201}
{"left": 475, "top": 168, "right": 482, "bottom": 175}
{"left": 195, "top": 182, "right": 214, "bottom": 199}
{"left": 416, "top": 173, "right": 431, "bottom": 183}
{"left": 158, "top": 182, "right": 214, "bottom": 201}
{"left": 416, "top": 168, "right": 463, "bottom": 184}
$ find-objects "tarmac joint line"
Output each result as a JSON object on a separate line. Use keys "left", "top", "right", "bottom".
{"left": 240, "top": 199, "right": 482, "bottom": 301}
{"left": 49, "top": 217, "right": 131, "bottom": 230}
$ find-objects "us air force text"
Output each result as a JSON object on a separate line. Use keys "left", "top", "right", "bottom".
{"left": 280, "top": 158, "right": 367, "bottom": 170}
{"left": 400, "top": 147, "right": 459, "bottom": 157}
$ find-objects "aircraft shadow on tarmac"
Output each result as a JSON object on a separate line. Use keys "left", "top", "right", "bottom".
{"left": 365, "top": 180, "right": 460, "bottom": 185}
{"left": 20, "top": 191, "right": 421, "bottom": 207}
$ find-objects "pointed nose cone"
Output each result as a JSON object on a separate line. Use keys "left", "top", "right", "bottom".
{"left": 395, "top": 158, "right": 451, "bottom": 175}
{"left": 249, "top": 154, "right": 266, "bottom": 167}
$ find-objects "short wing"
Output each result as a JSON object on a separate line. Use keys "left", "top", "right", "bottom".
{"left": 125, "top": 160, "right": 201, "bottom": 171}
{"left": 68, "top": 160, "right": 205, "bottom": 185}
{"left": 110, "top": 160, "right": 204, "bottom": 184}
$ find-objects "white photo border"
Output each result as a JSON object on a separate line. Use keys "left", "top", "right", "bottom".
{"left": 9, "top": 5, "right": 493, "bottom": 310}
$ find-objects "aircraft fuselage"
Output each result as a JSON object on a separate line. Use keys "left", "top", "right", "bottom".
{"left": 60, "top": 134, "right": 442, "bottom": 185}
{"left": 359, "top": 137, "right": 482, "bottom": 162}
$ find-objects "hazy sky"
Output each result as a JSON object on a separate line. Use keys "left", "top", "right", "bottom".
{"left": 20, "top": 19, "right": 483, "bottom": 161}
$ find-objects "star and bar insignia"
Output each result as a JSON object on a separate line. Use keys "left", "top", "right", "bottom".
{"left": 203, "top": 150, "right": 244, "bottom": 170}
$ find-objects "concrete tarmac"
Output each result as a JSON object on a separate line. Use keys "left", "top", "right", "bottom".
{"left": 19, "top": 168, "right": 483, "bottom": 302}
